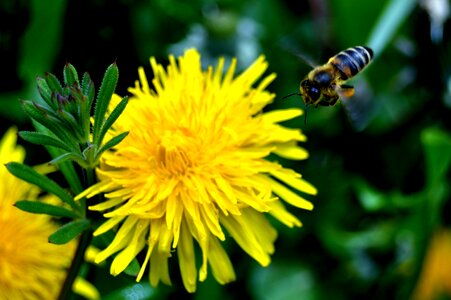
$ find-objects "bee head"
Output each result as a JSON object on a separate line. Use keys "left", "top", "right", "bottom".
{"left": 300, "top": 79, "right": 321, "bottom": 105}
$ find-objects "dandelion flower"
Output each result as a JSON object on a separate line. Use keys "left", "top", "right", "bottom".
{"left": 77, "top": 48, "right": 317, "bottom": 292}
{"left": 0, "top": 127, "right": 76, "bottom": 299}
{"left": 412, "top": 228, "right": 451, "bottom": 300}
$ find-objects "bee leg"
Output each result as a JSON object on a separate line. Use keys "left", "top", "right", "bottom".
{"left": 328, "top": 98, "right": 339, "bottom": 106}
{"left": 338, "top": 84, "right": 355, "bottom": 98}
{"left": 314, "top": 98, "right": 330, "bottom": 107}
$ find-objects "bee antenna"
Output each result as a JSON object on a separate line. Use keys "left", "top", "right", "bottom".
{"left": 304, "top": 104, "right": 309, "bottom": 125}
{"left": 282, "top": 92, "right": 302, "bottom": 99}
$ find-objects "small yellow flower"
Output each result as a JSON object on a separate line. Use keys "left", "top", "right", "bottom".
{"left": 77, "top": 48, "right": 317, "bottom": 292}
{"left": 0, "top": 127, "right": 76, "bottom": 299}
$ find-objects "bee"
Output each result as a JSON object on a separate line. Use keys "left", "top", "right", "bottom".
{"left": 285, "top": 46, "right": 374, "bottom": 128}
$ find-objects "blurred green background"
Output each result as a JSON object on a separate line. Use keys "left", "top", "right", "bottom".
{"left": 1, "top": 0, "right": 451, "bottom": 299}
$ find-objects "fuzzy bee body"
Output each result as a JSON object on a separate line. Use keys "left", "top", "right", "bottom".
{"left": 300, "top": 46, "right": 373, "bottom": 107}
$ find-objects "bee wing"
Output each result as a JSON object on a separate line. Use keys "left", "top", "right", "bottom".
{"left": 293, "top": 52, "right": 318, "bottom": 68}
{"left": 337, "top": 78, "right": 377, "bottom": 131}
{"left": 278, "top": 40, "right": 319, "bottom": 68}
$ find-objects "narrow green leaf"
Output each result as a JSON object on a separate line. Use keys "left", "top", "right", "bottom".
{"left": 98, "top": 96, "right": 129, "bottom": 144}
{"left": 93, "top": 63, "right": 119, "bottom": 143}
{"left": 15, "top": 200, "right": 80, "bottom": 218}
{"left": 44, "top": 72, "right": 63, "bottom": 94}
{"left": 36, "top": 77, "right": 55, "bottom": 109}
{"left": 95, "top": 132, "right": 128, "bottom": 161}
{"left": 19, "top": 131, "right": 74, "bottom": 152}
{"left": 367, "top": 0, "right": 416, "bottom": 55}
{"left": 6, "top": 162, "right": 78, "bottom": 210}
{"left": 81, "top": 72, "right": 95, "bottom": 108}
{"left": 79, "top": 94, "right": 91, "bottom": 141}
{"left": 63, "top": 62, "right": 79, "bottom": 86}
{"left": 69, "top": 84, "right": 84, "bottom": 102}
{"left": 21, "top": 100, "right": 77, "bottom": 148}
{"left": 48, "top": 219, "right": 90, "bottom": 244}
{"left": 421, "top": 128, "right": 451, "bottom": 185}
{"left": 57, "top": 109, "right": 85, "bottom": 142}
{"left": 49, "top": 152, "right": 87, "bottom": 168}
{"left": 46, "top": 146, "right": 84, "bottom": 195}
{"left": 82, "top": 144, "right": 96, "bottom": 165}
{"left": 33, "top": 121, "right": 84, "bottom": 195}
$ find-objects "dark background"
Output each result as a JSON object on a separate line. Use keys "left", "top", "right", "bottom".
{"left": 1, "top": 0, "right": 451, "bottom": 299}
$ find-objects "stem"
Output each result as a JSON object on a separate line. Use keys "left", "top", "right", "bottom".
{"left": 57, "top": 229, "right": 92, "bottom": 300}
{"left": 58, "top": 168, "right": 95, "bottom": 300}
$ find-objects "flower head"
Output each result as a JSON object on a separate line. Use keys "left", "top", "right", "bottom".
{"left": 77, "top": 48, "right": 317, "bottom": 292}
{"left": 0, "top": 127, "right": 76, "bottom": 299}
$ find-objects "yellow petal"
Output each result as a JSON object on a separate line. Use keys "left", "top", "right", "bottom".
{"left": 208, "top": 238, "right": 236, "bottom": 284}
{"left": 93, "top": 215, "right": 126, "bottom": 236}
{"left": 75, "top": 180, "right": 116, "bottom": 200}
{"left": 89, "top": 197, "right": 124, "bottom": 211}
{"left": 273, "top": 142, "right": 309, "bottom": 160}
{"left": 111, "top": 219, "right": 148, "bottom": 275}
{"left": 262, "top": 108, "right": 303, "bottom": 123}
{"left": 270, "top": 179, "right": 314, "bottom": 211}
{"left": 150, "top": 245, "right": 172, "bottom": 287}
{"left": 178, "top": 221, "right": 197, "bottom": 293}
{"left": 268, "top": 201, "right": 302, "bottom": 228}
{"left": 73, "top": 277, "right": 100, "bottom": 300}
{"left": 95, "top": 216, "right": 139, "bottom": 263}
{"left": 220, "top": 213, "right": 271, "bottom": 267}
{"left": 270, "top": 170, "right": 317, "bottom": 195}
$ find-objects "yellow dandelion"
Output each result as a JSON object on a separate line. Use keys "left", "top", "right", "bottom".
{"left": 412, "top": 228, "right": 451, "bottom": 300}
{"left": 77, "top": 48, "right": 317, "bottom": 292}
{"left": 0, "top": 127, "right": 76, "bottom": 299}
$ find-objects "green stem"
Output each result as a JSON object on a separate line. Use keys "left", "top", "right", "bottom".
{"left": 57, "top": 229, "right": 92, "bottom": 300}
{"left": 58, "top": 168, "right": 95, "bottom": 300}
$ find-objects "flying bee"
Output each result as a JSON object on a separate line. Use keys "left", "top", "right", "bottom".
{"left": 285, "top": 46, "right": 374, "bottom": 129}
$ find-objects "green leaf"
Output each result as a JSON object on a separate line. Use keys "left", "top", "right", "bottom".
{"left": 421, "top": 127, "right": 451, "bottom": 185}
{"left": 97, "top": 96, "right": 129, "bottom": 144}
{"left": 15, "top": 200, "right": 80, "bottom": 218}
{"left": 33, "top": 122, "right": 84, "bottom": 195}
{"left": 93, "top": 63, "right": 119, "bottom": 143}
{"left": 81, "top": 72, "right": 95, "bottom": 108}
{"left": 44, "top": 71, "right": 63, "bottom": 94}
{"left": 49, "top": 152, "right": 87, "bottom": 168}
{"left": 48, "top": 219, "right": 90, "bottom": 244}
{"left": 79, "top": 94, "right": 91, "bottom": 141}
{"left": 79, "top": 72, "right": 96, "bottom": 143}
{"left": 95, "top": 131, "right": 128, "bottom": 161}
{"left": 124, "top": 258, "right": 141, "bottom": 276}
{"left": 250, "top": 262, "right": 319, "bottom": 300}
{"left": 6, "top": 162, "right": 78, "bottom": 210}
{"left": 367, "top": 0, "right": 416, "bottom": 55}
{"left": 36, "top": 77, "right": 55, "bottom": 109}
{"left": 63, "top": 62, "right": 79, "bottom": 86}
{"left": 57, "top": 109, "right": 85, "bottom": 142}
{"left": 21, "top": 100, "right": 77, "bottom": 148}
{"left": 19, "top": 131, "right": 74, "bottom": 152}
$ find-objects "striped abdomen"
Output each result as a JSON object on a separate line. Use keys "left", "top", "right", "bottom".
{"left": 329, "top": 46, "right": 373, "bottom": 80}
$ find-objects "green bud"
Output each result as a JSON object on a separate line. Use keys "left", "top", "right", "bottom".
{"left": 44, "top": 72, "right": 63, "bottom": 94}
{"left": 63, "top": 62, "right": 79, "bottom": 86}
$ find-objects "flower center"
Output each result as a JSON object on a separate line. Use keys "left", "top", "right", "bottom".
{"left": 156, "top": 128, "right": 198, "bottom": 176}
